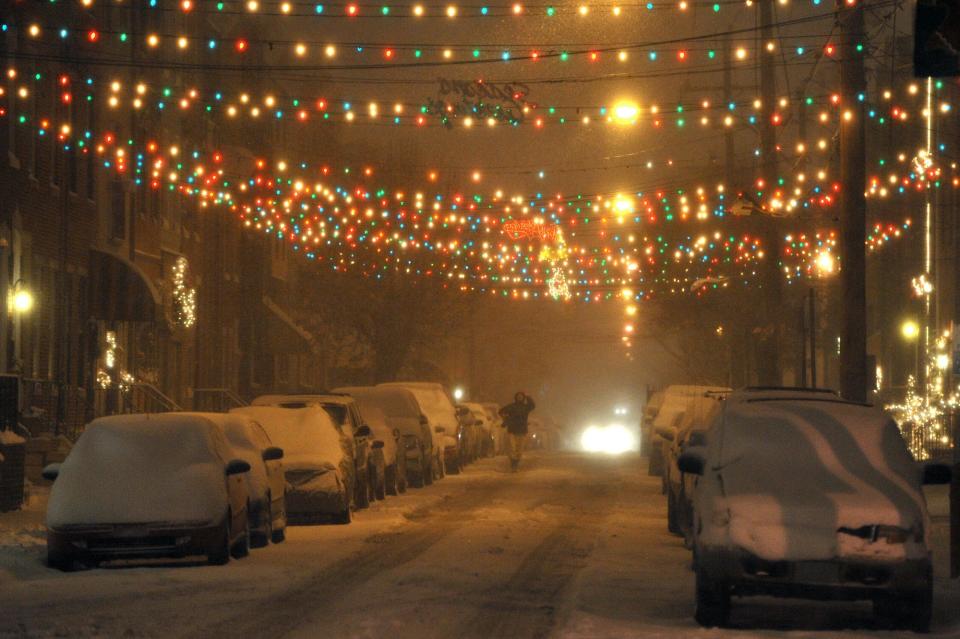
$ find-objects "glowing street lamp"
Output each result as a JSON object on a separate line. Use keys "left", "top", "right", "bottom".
{"left": 7, "top": 280, "right": 34, "bottom": 315}
{"left": 612, "top": 101, "right": 639, "bottom": 124}
{"left": 901, "top": 319, "right": 920, "bottom": 341}
{"left": 452, "top": 386, "right": 465, "bottom": 401}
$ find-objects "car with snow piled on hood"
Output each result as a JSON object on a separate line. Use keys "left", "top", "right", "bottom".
{"left": 680, "top": 390, "right": 952, "bottom": 630}
{"left": 232, "top": 406, "right": 353, "bottom": 524}
{"left": 43, "top": 414, "right": 252, "bottom": 569}
{"left": 251, "top": 394, "right": 377, "bottom": 509}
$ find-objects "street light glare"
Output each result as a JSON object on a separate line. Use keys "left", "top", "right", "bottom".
{"left": 814, "top": 250, "right": 835, "bottom": 275}
{"left": 901, "top": 319, "right": 920, "bottom": 340}
{"left": 452, "top": 386, "right": 465, "bottom": 401}
{"left": 613, "top": 102, "right": 639, "bottom": 124}
{"left": 9, "top": 288, "right": 33, "bottom": 314}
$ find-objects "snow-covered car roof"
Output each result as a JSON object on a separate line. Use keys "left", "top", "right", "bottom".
{"left": 333, "top": 386, "right": 422, "bottom": 420}
{"left": 380, "top": 382, "right": 458, "bottom": 431}
{"left": 706, "top": 398, "right": 928, "bottom": 561}
{"left": 251, "top": 393, "right": 355, "bottom": 408}
{"left": 231, "top": 406, "right": 344, "bottom": 470}
{"left": 662, "top": 385, "right": 730, "bottom": 399}
{"left": 47, "top": 414, "right": 233, "bottom": 528}
{"left": 725, "top": 386, "right": 841, "bottom": 404}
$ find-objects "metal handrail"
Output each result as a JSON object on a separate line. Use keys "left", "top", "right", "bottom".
{"left": 132, "top": 382, "right": 182, "bottom": 412}
{"left": 193, "top": 388, "right": 248, "bottom": 412}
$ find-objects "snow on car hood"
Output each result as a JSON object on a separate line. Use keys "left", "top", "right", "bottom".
{"left": 47, "top": 416, "right": 229, "bottom": 528}
{"left": 707, "top": 400, "right": 929, "bottom": 562}
{"left": 232, "top": 406, "right": 345, "bottom": 468}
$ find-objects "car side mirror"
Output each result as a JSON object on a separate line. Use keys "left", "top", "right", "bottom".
{"left": 226, "top": 459, "right": 251, "bottom": 475}
{"left": 419, "top": 414, "right": 429, "bottom": 426}
{"left": 922, "top": 463, "right": 952, "bottom": 485}
{"left": 435, "top": 426, "right": 445, "bottom": 434}
{"left": 677, "top": 450, "right": 705, "bottom": 476}
{"left": 393, "top": 428, "right": 401, "bottom": 439}
{"left": 356, "top": 424, "right": 372, "bottom": 438}
{"left": 262, "top": 447, "right": 284, "bottom": 461}
{"left": 42, "top": 463, "right": 61, "bottom": 481}
{"left": 654, "top": 425, "right": 675, "bottom": 442}
{"left": 372, "top": 440, "right": 385, "bottom": 449}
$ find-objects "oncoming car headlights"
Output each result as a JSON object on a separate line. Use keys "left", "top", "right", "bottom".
{"left": 580, "top": 424, "right": 637, "bottom": 455}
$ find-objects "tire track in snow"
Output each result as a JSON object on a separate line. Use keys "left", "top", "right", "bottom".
{"left": 456, "top": 477, "right": 617, "bottom": 639}
{"left": 183, "top": 475, "right": 509, "bottom": 639}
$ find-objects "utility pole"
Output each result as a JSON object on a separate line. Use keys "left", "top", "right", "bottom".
{"left": 756, "top": 0, "right": 782, "bottom": 385}
{"left": 838, "top": 0, "right": 867, "bottom": 402}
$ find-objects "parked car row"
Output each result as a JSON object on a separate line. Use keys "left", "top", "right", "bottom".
{"left": 644, "top": 385, "right": 953, "bottom": 632}
{"left": 41, "top": 382, "right": 504, "bottom": 571}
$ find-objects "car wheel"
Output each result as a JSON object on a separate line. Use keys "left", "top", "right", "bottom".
{"left": 272, "top": 497, "right": 286, "bottom": 543}
{"left": 424, "top": 455, "right": 435, "bottom": 485}
{"left": 231, "top": 506, "right": 250, "bottom": 559}
{"left": 251, "top": 499, "right": 271, "bottom": 548}
{"left": 333, "top": 489, "right": 352, "bottom": 524}
{"left": 47, "top": 549, "right": 75, "bottom": 572}
{"left": 355, "top": 472, "right": 371, "bottom": 509}
{"left": 385, "top": 464, "right": 398, "bottom": 496}
{"left": 694, "top": 566, "right": 730, "bottom": 628}
{"left": 410, "top": 463, "right": 425, "bottom": 488}
{"left": 375, "top": 466, "right": 387, "bottom": 500}
{"left": 208, "top": 515, "right": 232, "bottom": 565}
{"left": 875, "top": 584, "right": 932, "bottom": 632}
{"left": 667, "top": 490, "right": 681, "bottom": 535}
{"left": 447, "top": 453, "right": 461, "bottom": 475}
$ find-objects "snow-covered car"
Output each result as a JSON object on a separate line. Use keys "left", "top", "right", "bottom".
{"left": 662, "top": 394, "right": 725, "bottom": 537}
{"left": 649, "top": 385, "right": 730, "bottom": 479}
{"left": 680, "top": 392, "right": 952, "bottom": 630}
{"left": 462, "top": 402, "right": 494, "bottom": 458}
{"left": 481, "top": 402, "right": 505, "bottom": 455}
{"left": 455, "top": 404, "right": 481, "bottom": 464}
{"left": 43, "top": 414, "right": 252, "bottom": 569}
{"left": 334, "top": 385, "right": 435, "bottom": 488}
{"left": 251, "top": 394, "right": 376, "bottom": 509}
{"left": 195, "top": 412, "right": 287, "bottom": 546}
{"left": 642, "top": 391, "right": 665, "bottom": 469}
{"left": 380, "top": 382, "right": 460, "bottom": 477}
{"left": 232, "top": 406, "right": 353, "bottom": 524}
{"left": 359, "top": 405, "right": 407, "bottom": 496}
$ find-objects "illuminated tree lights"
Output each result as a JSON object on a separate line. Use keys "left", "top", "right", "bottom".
{"left": 886, "top": 330, "right": 958, "bottom": 460}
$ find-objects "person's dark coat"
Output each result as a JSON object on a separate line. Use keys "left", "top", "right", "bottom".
{"left": 499, "top": 397, "right": 536, "bottom": 435}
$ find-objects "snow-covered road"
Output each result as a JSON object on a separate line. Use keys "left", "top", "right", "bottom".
{"left": 1, "top": 451, "right": 959, "bottom": 638}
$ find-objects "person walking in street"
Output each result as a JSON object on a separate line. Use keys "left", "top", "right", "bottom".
{"left": 499, "top": 392, "right": 536, "bottom": 472}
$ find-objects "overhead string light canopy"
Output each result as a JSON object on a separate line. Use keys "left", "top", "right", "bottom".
{"left": 3, "top": 11, "right": 848, "bottom": 70}
{"left": 62, "top": 0, "right": 838, "bottom": 19}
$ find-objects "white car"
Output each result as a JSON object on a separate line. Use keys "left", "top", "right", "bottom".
{"left": 334, "top": 385, "right": 435, "bottom": 489}
{"left": 361, "top": 405, "right": 407, "bottom": 496}
{"left": 194, "top": 412, "right": 287, "bottom": 546}
{"left": 232, "top": 406, "right": 353, "bottom": 524}
{"left": 44, "top": 414, "right": 252, "bottom": 569}
{"left": 379, "top": 382, "right": 461, "bottom": 477}
{"left": 680, "top": 390, "right": 951, "bottom": 630}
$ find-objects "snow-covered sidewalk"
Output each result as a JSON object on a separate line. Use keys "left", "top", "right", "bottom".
{"left": 0, "top": 453, "right": 958, "bottom": 638}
